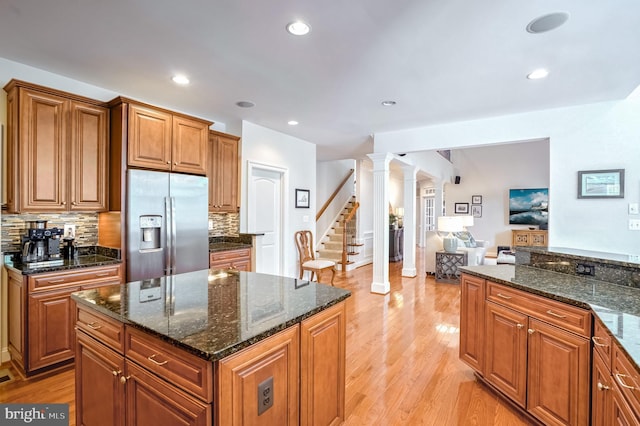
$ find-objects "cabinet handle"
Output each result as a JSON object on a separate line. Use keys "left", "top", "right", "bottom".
{"left": 48, "top": 279, "right": 66, "bottom": 284}
{"left": 592, "top": 336, "right": 609, "bottom": 347}
{"left": 72, "top": 201, "right": 77, "bottom": 205}
{"left": 62, "top": 201, "right": 66, "bottom": 206}
{"left": 527, "top": 329, "right": 535, "bottom": 334}
{"left": 112, "top": 370, "right": 121, "bottom": 377}
{"left": 120, "top": 375, "right": 131, "bottom": 384}
{"left": 597, "top": 382, "right": 610, "bottom": 391}
{"left": 516, "top": 323, "right": 524, "bottom": 329}
{"left": 166, "top": 161, "right": 170, "bottom": 164}
{"left": 615, "top": 373, "right": 639, "bottom": 390}
{"left": 174, "top": 162, "right": 177, "bottom": 165}
{"left": 95, "top": 272, "right": 111, "bottom": 277}
{"left": 546, "top": 310, "right": 566, "bottom": 319}
{"left": 496, "top": 293, "right": 512, "bottom": 300}
{"left": 86, "top": 322, "right": 102, "bottom": 330}
{"left": 147, "top": 354, "right": 168, "bottom": 366}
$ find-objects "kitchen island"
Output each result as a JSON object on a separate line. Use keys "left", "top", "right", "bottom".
{"left": 71, "top": 269, "right": 350, "bottom": 426}
{"left": 459, "top": 247, "right": 640, "bottom": 425}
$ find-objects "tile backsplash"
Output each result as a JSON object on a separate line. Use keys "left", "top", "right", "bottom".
{"left": 1, "top": 212, "right": 99, "bottom": 252}
{"left": 209, "top": 212, "right": 240, "bottom": 237}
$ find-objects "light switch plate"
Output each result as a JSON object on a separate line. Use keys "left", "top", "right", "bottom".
{"left": 629, "top": 203, "right": 639, "bottom": 215}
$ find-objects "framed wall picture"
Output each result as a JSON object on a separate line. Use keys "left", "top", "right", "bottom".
{"left": 454, "top": 203, "right": 469, "bottom": 214}
{"left": 471, "top": 205, "right": 482, "bottom": 218}
{"left": 471, "top": 195, "right": 482, "bottom": 204}
{"left": 295, "top": 188, "right": 310, "bottom": 208}
{"left": 578, "top": 169, "right": 624, "bottom": 198}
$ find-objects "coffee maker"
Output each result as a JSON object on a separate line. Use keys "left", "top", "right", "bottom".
{"left": 21, "top": 220, "right": 64, "bottom": 265}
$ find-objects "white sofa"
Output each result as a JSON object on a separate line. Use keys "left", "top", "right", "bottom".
{"left": 425, "top": 231, "right": 488, "bottom": 274}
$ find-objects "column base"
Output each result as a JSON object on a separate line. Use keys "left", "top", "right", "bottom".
{"left": 401, "top": 268, "right": 417, "bottom": 277}
{"left": 370, "top": 281, "right": 390, "bottom": 294}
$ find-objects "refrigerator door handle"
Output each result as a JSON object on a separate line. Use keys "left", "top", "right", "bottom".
{"left": 165, "top": 197, "right": 172, "bottom": 275}
{"left": 170, "top": 196, "right": 177, "bottom": 274}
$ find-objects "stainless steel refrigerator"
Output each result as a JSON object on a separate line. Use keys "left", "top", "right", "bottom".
{"left": 126, "top": 169, "right": 209, "bottom": 282}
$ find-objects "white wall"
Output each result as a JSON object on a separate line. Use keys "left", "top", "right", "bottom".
{"left": 444, "top": 140, "right": 550, "bottom": 253}
{"left": 356, "top": 159, "right": 374, "bottom": 261}
{"left": 375, "top": 98, "right": 640, "bottom": 256}
{"left": 240, "top": 121, "right": 316, "bottom": 279}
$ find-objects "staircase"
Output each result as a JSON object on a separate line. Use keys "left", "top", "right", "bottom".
{"left": 318, "top": 197, "right": 362, "bottom": 271}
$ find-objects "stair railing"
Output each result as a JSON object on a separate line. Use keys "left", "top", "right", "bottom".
{"left": 316, "top": 169, "right": 354, "bottom": 222}
{"left": 341, "top": 202, "right": 360, "bottom": 268}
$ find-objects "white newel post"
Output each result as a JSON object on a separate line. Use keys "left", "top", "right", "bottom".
{"left": 402, "top": 165, "right": 418, "bottom": 277}
{"left": 367, "top": 152, "right": 393, "bottom": 294}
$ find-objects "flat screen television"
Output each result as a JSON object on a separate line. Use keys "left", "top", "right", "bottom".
{"left": 509, "top": 188, "right": 548, "bottom": 226}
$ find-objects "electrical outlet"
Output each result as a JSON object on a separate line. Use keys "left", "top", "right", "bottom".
{"left": 63, "top": 224, "right": 76, "bottom": 238}
{"left": 257, "top": 376, "right": 273, "bottom": 415}
{"left": 208, "top": 219, "right": 214, "bottom": 230}
{"left": 576, "top": 263, "right": 595, "bottom": 276}
{"left": 629, "top": 219, "right": 640, "bottom": 231}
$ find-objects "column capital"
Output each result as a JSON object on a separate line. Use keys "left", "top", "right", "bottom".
{"left": 401, "top": 164, "right": 419, "bottom": 179}
{"left": 367, "top": 152, "right": 395, "bottom": 170}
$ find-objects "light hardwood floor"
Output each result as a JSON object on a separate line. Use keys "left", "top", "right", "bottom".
{"left": 0, "top": 249, "right": 531, "bottom": 425}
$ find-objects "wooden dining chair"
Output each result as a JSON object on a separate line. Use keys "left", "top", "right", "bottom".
{"left": 294, "top": 230, "right": 336, "bottom": 285}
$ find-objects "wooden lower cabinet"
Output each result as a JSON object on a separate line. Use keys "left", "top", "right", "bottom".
{"left": 484, "top": 301, "right": 528, "bottom": 407}
{"left": 460, "top": 274, "right": 591, "bottom": 426}
{"left": 300, "top": 302, "right": 346, "bottom": 426}
{"left": 459, "top": 274, "right": 485, "bottom": 373}
{"left": 7, "top": 263, "right": 122, "bottom": 376}
{"left": 611, "top": 380, "right": 639, "bottom": 425}
{"left": 210, "top": 248, "right": 252, "bottom": 272}
{"left": 217, "top": 326, "right": 300, "bottom": 426}
{"left": 76, "top": 331, "right": 125, "bottom": 426}
{"left": 125, "top": 361, "right": 211, "bottom": 426}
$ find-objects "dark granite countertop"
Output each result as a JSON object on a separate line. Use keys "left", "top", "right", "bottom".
{"left": 517, "top": 246, "right": 640, "bottom": 269}
{"left": 460, "top": 264, "right": 640, "bottom": 374}
{"left": 5, "top": 254, "right": 122, "bottom": 275}
{"left": 209, "top": 242, "right": 252, "bottom": 253}
{"left": 71, "top": 269, "right": 351, "bottom": 361}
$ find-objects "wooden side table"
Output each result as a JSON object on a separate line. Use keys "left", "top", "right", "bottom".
{"left": 435, "top": 251, "right": 468, "bottom": 283}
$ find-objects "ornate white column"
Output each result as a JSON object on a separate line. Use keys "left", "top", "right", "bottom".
{"left": 402, "top": 165, "right": 418, "bottom": 277}
{"left": 367, "top": 152, "right": 393, "bottom": 294}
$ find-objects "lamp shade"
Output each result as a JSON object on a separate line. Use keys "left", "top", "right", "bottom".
{"left": 460, "top": 215, "right": 474, "bottom": 227}
{"left": 395, "top": 207, "right": 404, "bottom": 217}
{"left": 437, "top": 216, "right": 463, "bottom": 233}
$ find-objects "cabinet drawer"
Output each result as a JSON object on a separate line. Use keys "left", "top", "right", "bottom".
{"left": 209, "top": 248, "right": 250, "bottom": 262}
{"left": 486, "top": 281, "right": 591, "bottom": 337}
{"left": 76, "top": 303, "right": 125, "bottom": 353}
{"left": 125, "top": 326, "right": 213, "bottom": 402}
{"left": 30, "top": 264, "right": 122, "bottom": 292}
{"left": 612, "top": 343, "right": 640, "bottom": 416}
{"left": 592, "top": 315, "right": 613, "bottom": 369}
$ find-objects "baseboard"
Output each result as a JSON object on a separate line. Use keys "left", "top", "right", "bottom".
{"left": 1, "top": 347, "right": 10, "bottom": 364}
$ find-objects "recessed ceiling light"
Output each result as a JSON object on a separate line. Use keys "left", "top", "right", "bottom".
{"left": 526, "top": 12, "right": 570, "bottom": 34}
{"left": 527, "top": 69, "right": 549, "bottom": 80}
{"left": 381, "top": 100, "right": 397, "bottom": 106}
{"left": 286, "top": 21, "right": 311, "bottom": 36}
{"left": 236, "top": 101, "right": 256, "bottom": 108}
{"left": 288, "top": 120, "right": 299, "bottom": 126}
{"left": 171, "top": 74, "right": 190, "bottom": 85}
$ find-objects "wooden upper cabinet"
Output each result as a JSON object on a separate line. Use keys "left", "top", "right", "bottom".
{"left": 70, "top": 101, "right": 109, "bottom": 211}
{"left": 208, "top": 131, "right": 240, "bottom": 212}
{"left": 127, "top": 103, "right": 172, "bottom": 171}
{"left": 125, "top": 100, "right": 209, "bottom": 175}
{"left": 3, "top": 80, "right": 109, "bottom": 212}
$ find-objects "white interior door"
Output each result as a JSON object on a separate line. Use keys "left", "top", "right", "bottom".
{"left": 248, "top": 165, "right": 284, "bottom": 275}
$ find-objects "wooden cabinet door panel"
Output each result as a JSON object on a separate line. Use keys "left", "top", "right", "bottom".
{"left": 526, "top": 318, "right": 590, "bottom": 426}
{"left": 28, "top": 287, "right": 79, "bottom": 370}
{"left": 8, "top": 270, "right": 25, "bottom": 365}
{"left": 217, "top": 326, "right": 299, "bottom": 426}
{"left": 300, "top": 302, "right": 346, "bottom": 426}
{"left": 76, "top": 331, "right": 125, "bottom": 426}
{"left": 215, "top": 135, "right": 239, "bottom": 211}
{"left": 611, "top": 380, "right": 640, "bottom": 426}
{"left": 485, "top": 301, "right": 528, "bottom": 407}
{"left": 172, "top": 116, "right": 208, "bottom": 175}
{"left": 128, "top": 104, "right": 172, "bottom": 170}
{"left": 126, "top": 361, "right": 211, "bottom": 426}
{"left": 459, "top": 274, "right": 485, "bottom": 373}
{"left": 69, "top": 101, "right": 109, "bottom": 211}
{"left": 592, "top": 349, "right": 612, "bottom": 426}
{"left": 19, "top": 88, "right": 67, "bottom": 211}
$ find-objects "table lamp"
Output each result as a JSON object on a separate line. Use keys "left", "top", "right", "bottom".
{"left": 460, "top": 215, "right": 474, "bottom": 230}
{"left": 437, "top": 216, "right": 463, "bottom": 253}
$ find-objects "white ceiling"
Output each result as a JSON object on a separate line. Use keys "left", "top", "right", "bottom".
{"left": 1, "top": 0, "right": 639, "bottom": 161}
